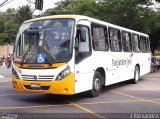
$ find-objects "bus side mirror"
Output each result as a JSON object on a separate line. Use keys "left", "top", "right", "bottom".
{"left": 79, "top": 28, "right": 86, "bottom": 42}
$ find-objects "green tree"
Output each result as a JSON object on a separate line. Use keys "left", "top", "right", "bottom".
{"left": 0, "top": 17, "right": 5, "bottom": 31}
{"left": 43, "top": 0, "right": 98, "bottom": 16}
{"left": 97, "top": 0, "right": 160, "bottom": 51}
{"left": 0, "top": 8, "right": 19, "bottom": 45}
{"left": 43, "top": 0, "right": 160, "bottom": 52}
{"left": 16, "top": 5, "right": 33, "bottom": 24}
{"left": 6, "top": 8, "right": 16, "bottom": 14}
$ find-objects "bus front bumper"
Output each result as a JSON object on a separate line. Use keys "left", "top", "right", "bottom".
{"left": 12, "top": 73, "right": 74, "bottom": 95}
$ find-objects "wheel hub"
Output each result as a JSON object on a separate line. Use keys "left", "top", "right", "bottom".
{"left": 94, "top": 78, "right": 100, "bottom": 91}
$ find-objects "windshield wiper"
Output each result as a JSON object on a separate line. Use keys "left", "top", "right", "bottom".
{"left": 20, "top": 46, "right": 30, "bottom": 65}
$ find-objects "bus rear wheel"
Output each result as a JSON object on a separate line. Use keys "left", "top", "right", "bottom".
{"left": 88, "top": 72, "right": 102, "bottom": 98}
{"left": 132, "top": 66, "right": 140, "bottom": 84}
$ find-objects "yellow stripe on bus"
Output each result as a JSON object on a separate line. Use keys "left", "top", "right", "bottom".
{"left": 14, "top": 62, "right": 67, "bottom": 69}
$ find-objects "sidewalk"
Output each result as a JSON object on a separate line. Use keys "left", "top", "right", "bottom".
{"left": 0, "top": 68, "right": 12, "bottom": 79}
{"left": 0, "top": 74, "right": 4, "bottom": 78}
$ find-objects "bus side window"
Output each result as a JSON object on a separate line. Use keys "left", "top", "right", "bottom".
{"left": 140, "top": 36, "right": 147, "bottom": 53}
{"left": 122, "top": 31, "right": 132, "bottom": 52}
{"left": 132, "top": 34, "right": 140, "bottom": 52}
{"left": 75, "top": 25, "right": 91, "bottom": 63}
{"left": 146, "top": 37, "right": 151, "bottom": 52}
{"left": 91, "top": 23, "right": 109, "bottom": 51}
{"left": 109, "top": 28, "right": 122, "bottom": 52}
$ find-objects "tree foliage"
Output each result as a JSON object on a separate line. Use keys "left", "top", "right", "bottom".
{"left": 43, "top": 0, "right": 98, "bottom": 16}
{"left": 16, "top": 5, "right": 33, "bottom": 24}
{"left": 43, "top": 0, "right": 160, "bottom": 52}
{"left": 0, "top": 5, "right": 33, "bottom": 45}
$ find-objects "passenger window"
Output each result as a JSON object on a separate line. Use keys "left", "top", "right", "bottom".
{"left": 109, "top": 28, "right": 122, "bottom": 52}
{"left": 122, "top": 32, "right": 132, "bottom": 52}
{"left": 92, "top": 24, "right": 109, "bottom": 51}
{"left": 132, "top": 34, "right": 140, "bottom": 52}
{"left": 140, "top": 36, "right": 147, "bottom": 53}
{"left": 146, "top": 37, "right": 151, "bottom": 52}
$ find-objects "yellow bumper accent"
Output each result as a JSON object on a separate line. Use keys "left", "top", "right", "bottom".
{"left": 14, "top": 62, "right": 67, "bottom": 69}
{"left": 12, "top": 73, "right": 74, "bottom": 95}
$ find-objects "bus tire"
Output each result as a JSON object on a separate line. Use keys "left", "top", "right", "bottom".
{"left": 88, "top": 72, "right": 102, "bottom": 98}
{"left": 132, "top": 66, "right": 140, "bottom": 84}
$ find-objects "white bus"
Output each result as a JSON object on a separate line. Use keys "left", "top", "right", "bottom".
{"left": 12, "top": 15, "right": 151, "bottom": 97}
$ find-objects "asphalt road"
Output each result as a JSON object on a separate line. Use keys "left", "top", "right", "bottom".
{"left": 0, "top": 69, "right": 160, "bottom": 119}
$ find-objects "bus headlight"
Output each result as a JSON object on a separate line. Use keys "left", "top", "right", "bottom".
{"left": 12, "top": 68, "right": 20, "bottom": 79}
{"left": 56, "top": 66, "right": 70, "bottom": 80}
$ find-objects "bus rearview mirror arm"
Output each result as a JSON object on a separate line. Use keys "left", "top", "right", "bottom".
{"left": 74, "top": 38, "right": 79, "bottom": 50}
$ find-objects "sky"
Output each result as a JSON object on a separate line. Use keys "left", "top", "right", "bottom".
{"left": 0, "top": 0, "right": 61, "bottom": 13}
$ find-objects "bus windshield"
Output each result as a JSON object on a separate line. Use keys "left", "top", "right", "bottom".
{"left": 13, "top": 19, "right": 74, "bottom": 64}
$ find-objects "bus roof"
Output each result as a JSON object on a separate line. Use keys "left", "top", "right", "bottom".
{"left": 24, "top": 15, "right": 148, "bottom": 37}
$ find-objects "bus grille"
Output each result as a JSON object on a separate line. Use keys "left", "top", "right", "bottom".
{"left": 21, "top": 75, "right": 54, "bottom": 80}
{"left": 24, "top": 85, "right": 50, "bottom": 90}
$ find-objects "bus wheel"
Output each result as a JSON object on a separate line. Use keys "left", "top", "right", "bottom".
{"left": 132, "top": 66, "right": 140, "bottom": 84}
{"left": 88, "top": 72, "right": 102, "bottom": 98}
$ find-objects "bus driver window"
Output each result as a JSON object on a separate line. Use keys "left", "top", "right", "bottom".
{"left": 75, "top": 26, "right": 91, "bottom": 63}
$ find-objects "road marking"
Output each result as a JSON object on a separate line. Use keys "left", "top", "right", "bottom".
{"left": 66, "top": 100, "right": 106, "bottom": 119}
{"left": 144, "top": 99, "right": 160, "bottom": 104}
{"left": 80, "top": 98, "right": 160, "bottom": 105}
{"left": 0, "top": 86, "right": 11, "bottom": 88}
{"left": 0, "top": 94, "right": 20, "bottom": 97}
{"left": 152, "top": 98, "right": 160, "bottom": 101}
{"left": 0, "top": 103, "right": 72, "bottom": 110}
{"left": 0, "top": 97, "right": 159, "bottom": 111}
{"left": 111, "top": 90, "right": 160, "bottom": 105}
{"left": 0, "top": 79, "right": 11, "bottom": 83}
{"left": 0, "top": 93, "right": 40, "bottom": 97}
{"left": 136, "top": 85, "right": 160, "bottom": 90}
{"left": 79, "top": 99, "right": 142, "bottom": 105}
{"left": 111, "top": 90, "right": 143, "bottom": 100}
{"left": 146, "top": 78, "right": 160, "bottom": 81}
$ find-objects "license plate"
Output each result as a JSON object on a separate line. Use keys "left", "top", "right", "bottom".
{"left": 30, "top": 84, "right": 41, "bottom": 89}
